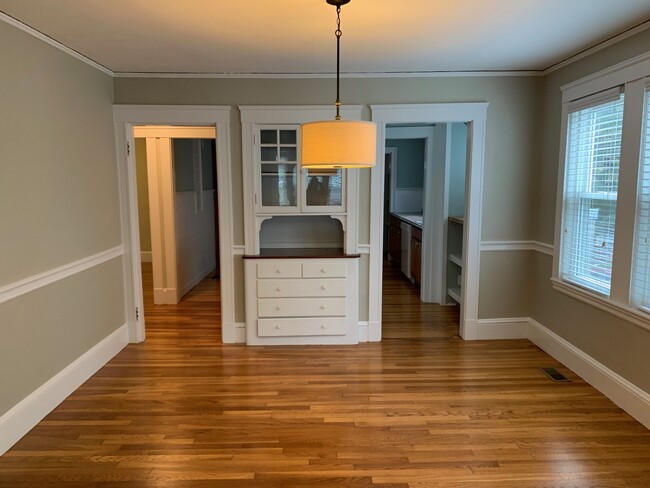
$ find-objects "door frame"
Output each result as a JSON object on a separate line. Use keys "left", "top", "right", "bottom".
{"left": 370, "top": 103, "right": 489, "bottom": 340}
{"left": 113, "top": 105, "right": 234, "bottom": 343}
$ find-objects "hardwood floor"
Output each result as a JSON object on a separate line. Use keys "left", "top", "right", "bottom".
{"left": 1, "top": 262, "right": 649, "bottom": 487}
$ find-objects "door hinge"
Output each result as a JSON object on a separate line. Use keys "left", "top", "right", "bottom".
{"left": 135, "top": 307, "right": 139, "bottom": 321}
{"left": 127, "top": 142, "right": 131, "bottom": 156}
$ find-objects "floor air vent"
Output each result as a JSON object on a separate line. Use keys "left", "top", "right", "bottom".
{"left": 540, "top": 367, "right": 571, "bottom": 382}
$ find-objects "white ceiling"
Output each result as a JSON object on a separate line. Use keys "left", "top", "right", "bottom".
{"left": 1, "top": 0, "right": 649, "bottom": 75}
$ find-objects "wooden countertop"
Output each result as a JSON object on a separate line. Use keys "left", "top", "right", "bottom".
{"left": 243, "top": 248, "right": 361, "bottom": 259}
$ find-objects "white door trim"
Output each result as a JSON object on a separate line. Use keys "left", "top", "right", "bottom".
{"left": 370, "top": 103, "right": 489, "bottom": 340}
{"left": 113, "top": 105, "right": 233, "bottom": 343}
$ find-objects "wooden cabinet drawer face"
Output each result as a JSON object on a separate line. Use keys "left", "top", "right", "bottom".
{"left": 258, "top": 297, "right": 346, "bottom": 317}
{"left": 258, "top": 318, "right": 347, "bottom": 337}
{"left": 302, "top": 261, "right": 346, "bottom": 278}
{"left": 258, "top": 279, "right": 346, "bottom": 298}
{"left": 257, "top": 262, "right": 301, "bottom": 279}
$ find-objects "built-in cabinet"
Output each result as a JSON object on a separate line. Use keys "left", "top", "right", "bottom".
{"left": 240, "top": 108, "right": 362, "bottom": 346}
{"left": 255, "top": 126, "right": 345, "bottom": 215}
{"left": 411, "top": 226, "right": 422, "bottom": 287}
{"left": 388, "top": 214, "right": 402, "bottom": 268}
{"left": 244, "top": 257, "right": 359, "bottom": 345}
{"left": 446, "top": 216, "right": 464, "bottom": 304}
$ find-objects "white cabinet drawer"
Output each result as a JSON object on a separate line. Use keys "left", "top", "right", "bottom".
{"left": 302, "top": 261, "right": 346, "bottom": 278}
{"left": 257, "top": 279, "right": 346, "bottom": 298}
{"left": 258, "top": 318, "right": 346, "bottom": 337}
{"left": 257, "top": 262, "right": 301, "bottom": 279}
{"left": 258, "top": 297, "right": 346, "bottom": 317}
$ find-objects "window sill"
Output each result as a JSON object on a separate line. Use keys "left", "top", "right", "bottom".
{"left": 551, "top": 277, "right": 650, "bottom": 332}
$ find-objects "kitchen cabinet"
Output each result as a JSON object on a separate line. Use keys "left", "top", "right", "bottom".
{"left": 388, "top": 215, "right": 402, "bottom": 268}
{"left": 410, "top": 226, "right": 422, "bottom": 287}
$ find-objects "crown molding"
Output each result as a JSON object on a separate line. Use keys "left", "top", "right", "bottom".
{"left": 542, "top": 20, "right": 650, "bottom": 75}
{"left": 113, "top": 70, "right": 543, "bottom": 79}
{"left": 0, "top": 11, "right": 113, "bottom": 76}
{"left": 3, "top": 9, "right": 648, "bottom": 81}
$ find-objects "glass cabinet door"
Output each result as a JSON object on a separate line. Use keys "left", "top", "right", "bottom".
{"left": 302, "top": 167, "right": 346, "bottom": 213}
{"left": 257, "top": 128, "right": 299, "bottom": 212}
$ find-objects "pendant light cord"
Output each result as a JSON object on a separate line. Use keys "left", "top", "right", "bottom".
{"left": 335, "top": 5, "right": 342, "bottom": 120}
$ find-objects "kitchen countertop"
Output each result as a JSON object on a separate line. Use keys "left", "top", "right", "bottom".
{"left": 391, "top": 212, "right": 423, "bottom": 229}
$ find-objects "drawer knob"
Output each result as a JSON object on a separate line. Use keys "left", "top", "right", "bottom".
{"left": 320, "top": 285, "right": 326, "bottom": 290}
{"left": 320, "top": 324, "right": 326, "bottom": 329}
{"left": 275, "top": 325, "right": 281, "bottom": 330}
{"left": 276, "top": 287, "right": 282, "bottom": 292}
{"left": 320, "top": 305, "right": 326, "bottom": 310}
{"left": 275, "top": 306, "right": 280, "bottom": 311}
{"left": 320, "top": 268, "right": 327, "bottom": 273}
{"left": 275, "top": 269, "right": 281, "bottom": 274}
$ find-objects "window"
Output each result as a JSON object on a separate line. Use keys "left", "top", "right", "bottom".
{"left": 632, "top": 88, "right": 650, "bottom": 311}
{"left": 554, "top": 54, "right": 650, "bottom": 327}
{"left": 560, "top": 92, "right": 624, "bottom": 296}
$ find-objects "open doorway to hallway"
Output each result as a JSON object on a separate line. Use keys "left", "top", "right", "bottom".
{"left": 133, "top": 126, "right": 220, "bottom": 329}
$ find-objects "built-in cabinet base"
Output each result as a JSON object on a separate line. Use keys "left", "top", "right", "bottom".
{"left": 244, "top": 256, "right": 359, "bottom": 345}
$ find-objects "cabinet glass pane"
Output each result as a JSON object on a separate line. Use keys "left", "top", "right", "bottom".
{"left": 280, "top": 130, "right": 297, "bottom": 144}
{"left": 306, "top": 169, "right": 342, "bottom": 206}
{"left": 260, "top": 130, "right": 277, "bottom": 144}
{"left": 261, "top": 146, "right": 278, "bottom": 162}
{"left": 279, "top": 146, "right": 297, "bottom": 162}
{"left": 261, "top": 163, "right": 297, "bottom": 206}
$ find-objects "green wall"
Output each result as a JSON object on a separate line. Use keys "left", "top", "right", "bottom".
{"left": 0, "top": 21, "right": 125, "bottom": 416}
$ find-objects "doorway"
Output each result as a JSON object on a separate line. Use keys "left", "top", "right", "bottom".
{"left": 133, "top": 126, "right": 218, "bottom": 306}
{"left": 113, "top": 106, "right": 234, "bottom": 344}
{"left": 369, "top": 103, "right": 488, "bottom": 341}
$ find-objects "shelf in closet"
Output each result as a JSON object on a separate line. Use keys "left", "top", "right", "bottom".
{"left": 448, "top": 254, "right": 463, "bottom": 268}
{"left": 447, "top": 287, "right": 462, "bottom": 304}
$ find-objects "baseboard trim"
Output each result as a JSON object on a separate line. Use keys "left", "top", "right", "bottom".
{"left": 476, "top": 317, "right": 529, "bottom": 339}
{"left": 178, "top": 264, "right": 216, "bottom": 299}
{"left": 140, "top": 251, "right": 152, "bottom": 263}
{"left": 222, "top": 322, "right": 246, "bottom": 344}
{"left": 528, "top": 318, "right": 650, "bottom": 430}
{"left": 0, "top": 245, "right": 124, "bottom": 306}
{"left": 153, "top": 287, "right": 178, "bottom": 305}
{"left": 0, "top": 324, "right": 129, "bottom": 456}
{"left": 358, "top": 321, "right": 369, "bottom": 342}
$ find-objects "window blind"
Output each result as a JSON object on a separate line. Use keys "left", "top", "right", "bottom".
{"left": 560, "top": 92, "right": 625, "bottom": 296}
{"left": 632, "top": 89, "right": 650, "bottom": 311}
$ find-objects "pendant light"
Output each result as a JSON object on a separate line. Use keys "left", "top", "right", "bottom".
{"left": 301, "top": 0, "right": 377, "bottom": 169}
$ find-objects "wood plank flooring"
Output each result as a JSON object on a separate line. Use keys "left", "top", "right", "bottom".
{"left": 1, "top": 262, "right": 649, "bottom": 487}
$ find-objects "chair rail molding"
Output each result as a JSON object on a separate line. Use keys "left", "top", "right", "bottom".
{"left": 0, "top": 246, "right": 124, "bottom": 305}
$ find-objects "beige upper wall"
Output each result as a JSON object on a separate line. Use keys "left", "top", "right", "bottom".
{"left": 0, "top": 22, "right": 122, "bottom": 286}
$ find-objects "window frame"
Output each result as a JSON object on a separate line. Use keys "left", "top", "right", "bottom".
{"left": 553, "top": 52, "right": 650, "bottom": 331}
